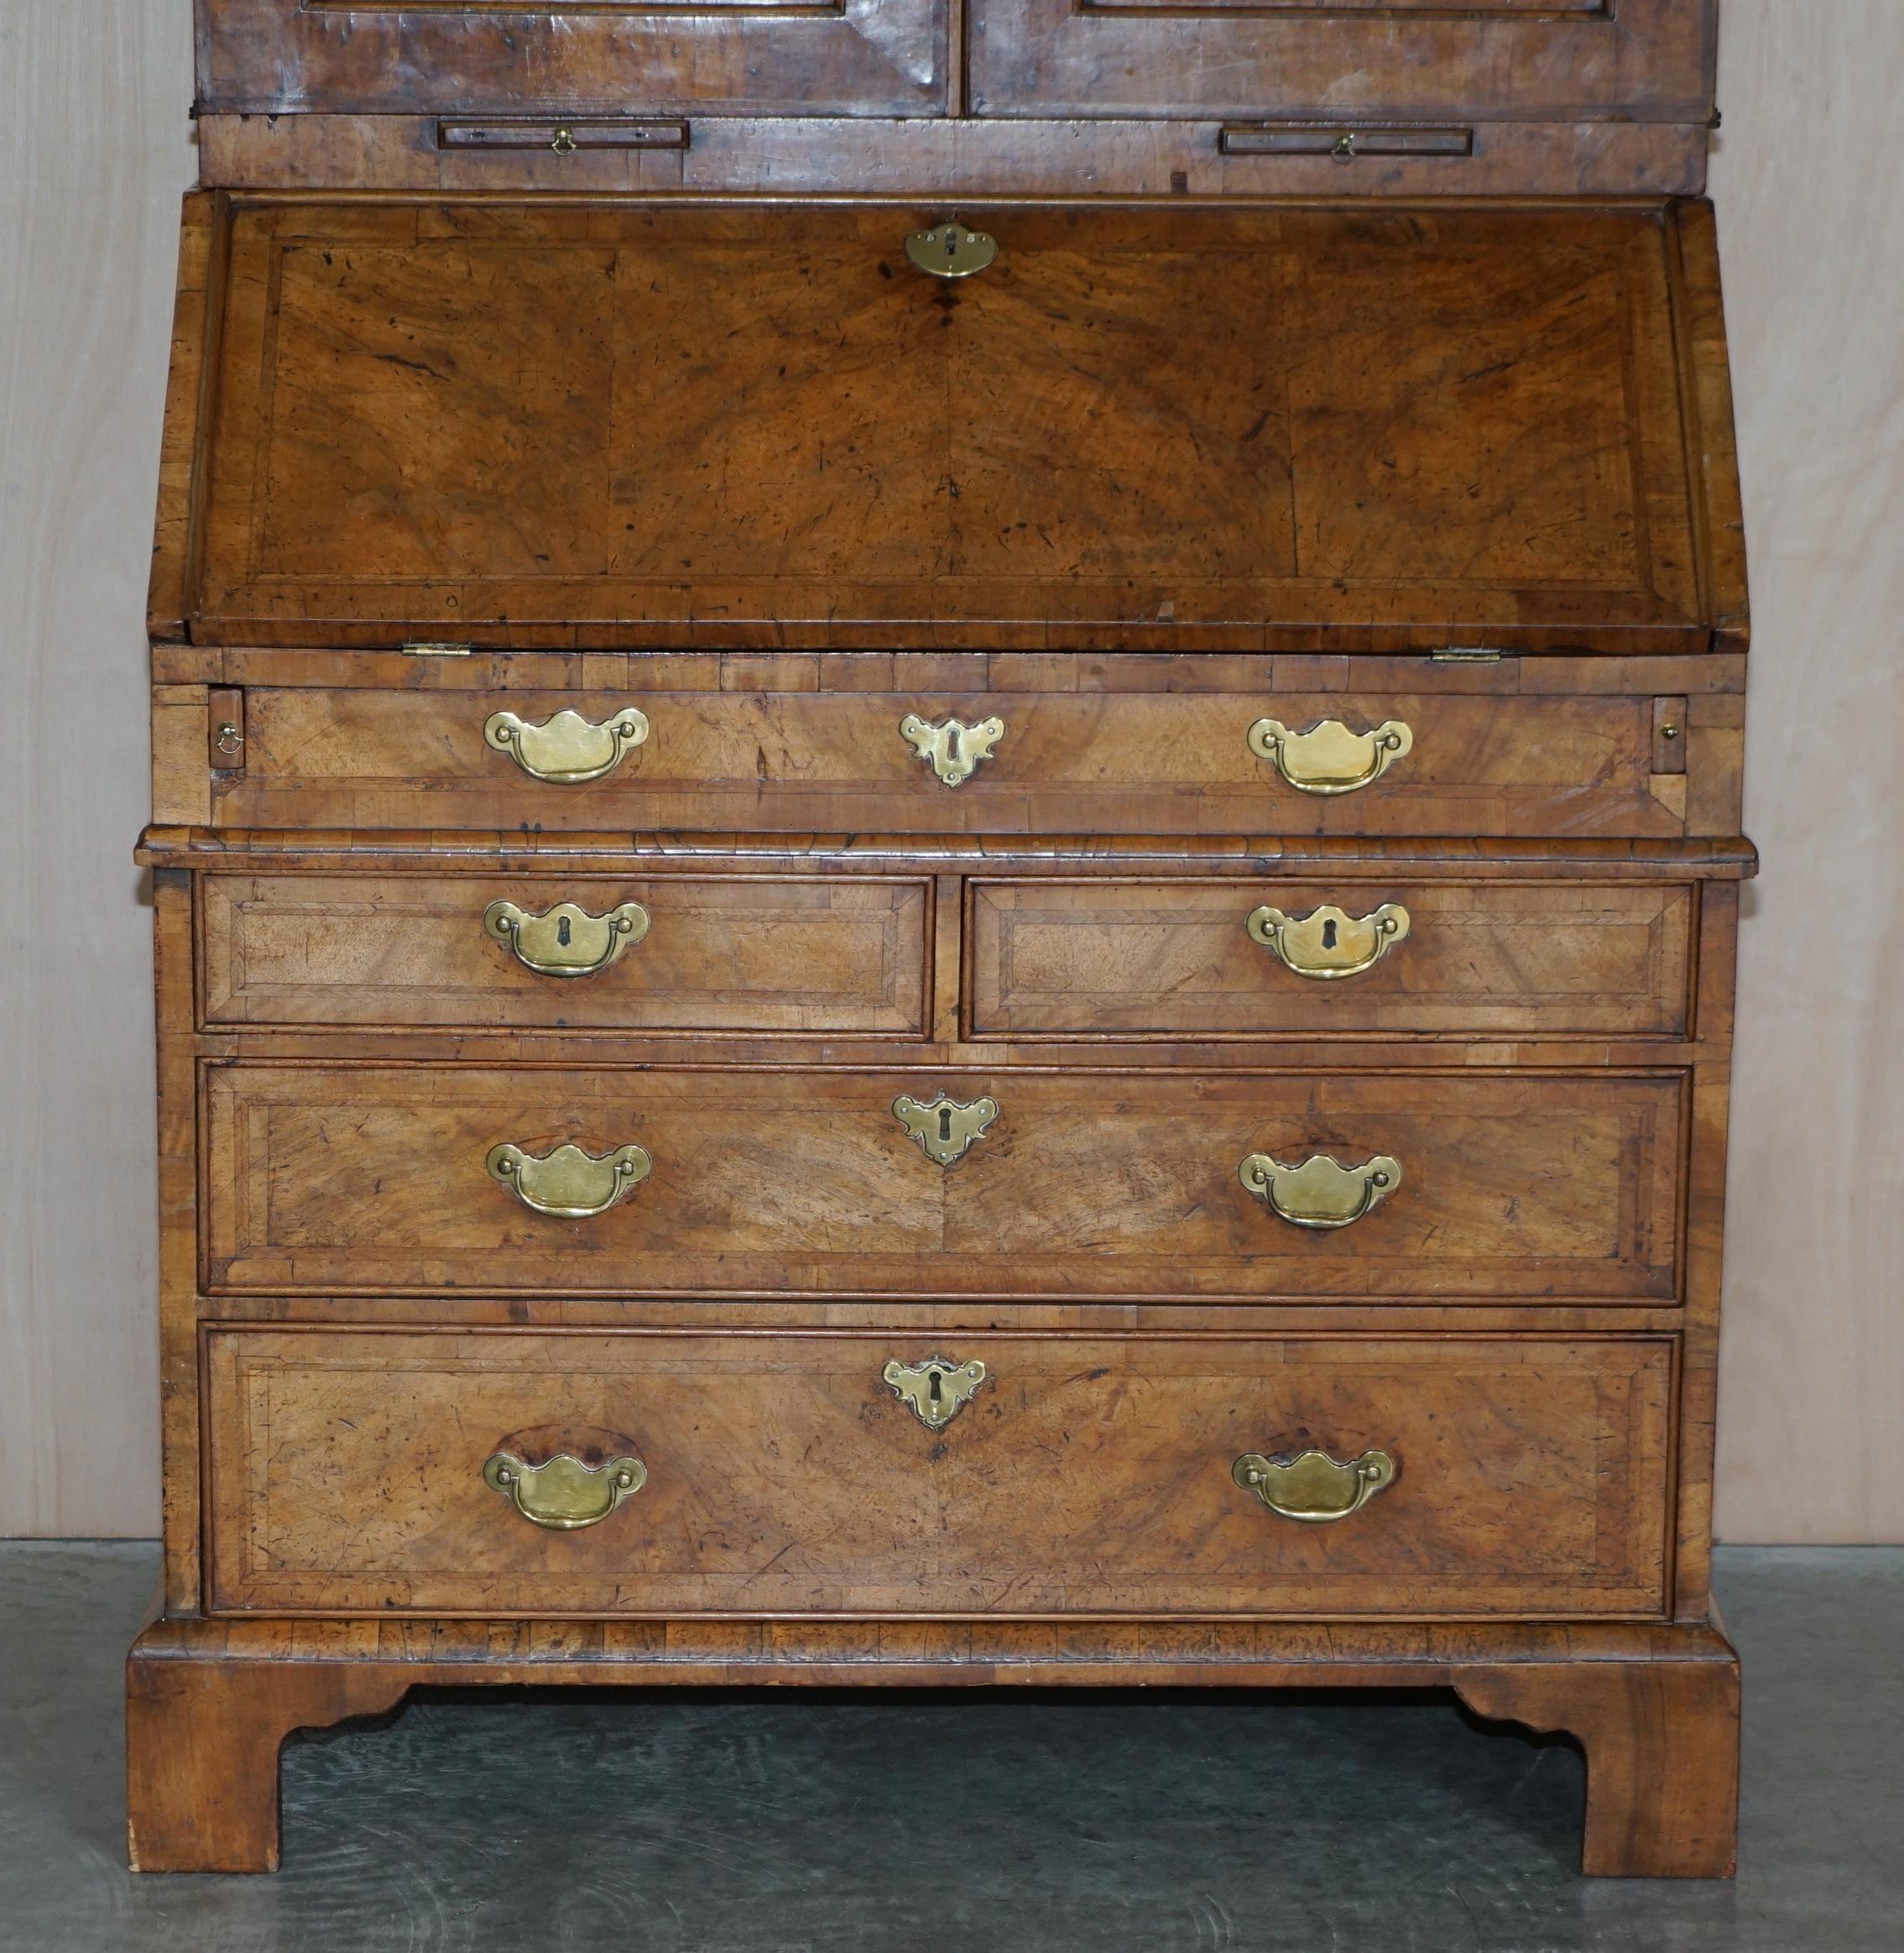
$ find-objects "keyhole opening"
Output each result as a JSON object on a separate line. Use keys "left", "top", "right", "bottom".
{"left": 929, "top": 1371, "right": 943, "bottom": 1405}
{"left": 557, "top": 916, "right": 572, "bottom": 947}
{"left": 1321, "top": 918, "right": 1338, "bottom": 950}
{"left": 938, "top": 1107, "right": 954, "bottom": 1144}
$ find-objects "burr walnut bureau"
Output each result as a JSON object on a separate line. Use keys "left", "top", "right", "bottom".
{"left": 128, "top": 0, "right": 1751, "bottom": 1878}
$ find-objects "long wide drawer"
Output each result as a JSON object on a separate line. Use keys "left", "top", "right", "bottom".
{"left": 201, "top": 687, "right": 1689, "bottom": 839}
{"left": 200, "top": 873, "right": 931, "bottom": 1033}
{"left": 968, "top": 879, "right": 1697, "bottom": 1040}
{"left": 201, "top": 1065, "right": 1684, "bottom": 1302}
{"left": 203, "top": 1329, "right": 1674, "bottom": 1618}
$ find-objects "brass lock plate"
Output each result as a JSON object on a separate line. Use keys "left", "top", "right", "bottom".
{"left": 900, "top": 713, "right": 1005, "bottom": 787}
{"left": 893, "top": 1093, "right": 999, "bottom": 1167}
{"left": 884, "top": 1356, "right": 988, "bottom": 1430}
{"left": 904, "top": 221, "right": 998, "bottom": 280}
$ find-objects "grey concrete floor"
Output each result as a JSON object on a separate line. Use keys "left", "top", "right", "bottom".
{"left": 1, "top": 1546, "right": 1899, "bottom": 1950}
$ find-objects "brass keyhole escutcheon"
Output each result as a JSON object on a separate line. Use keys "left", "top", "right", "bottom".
{"left": 483, "top": 899, "right": 650, "bottom": 978}
{"left": 904, "top": 221, "right": 998, "bottom": 280}
{"left": 900, "top": 713, "right": 1005, "bottom": 788}
{"left": 884, "top": 1356, "right": 988, "bottom": 1430}
{"left": 893, "top": 1093, "right": 999, "bottom": 1167}
{"left": 1246, "top": 903, "right": 1411, "bottom": 980}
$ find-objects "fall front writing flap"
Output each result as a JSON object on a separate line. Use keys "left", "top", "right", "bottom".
{"left": 162, "top": 196, "right": 1744, "bottom": 653}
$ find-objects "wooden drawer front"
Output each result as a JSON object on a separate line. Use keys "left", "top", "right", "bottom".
{"left": 203, "top": 1066, "right": 1683, "bottom": 1303}
{"left": 204, "top": 1329, "right": 1673, "bottom": 1618}
{"left": 213, "top": 689, "right": 1682, "bottom": 840}
{"left": 969, "top": 0, "right": 1713, "bottom": 122}
{"left": 200, "top": 875, "right": 929, "bottom": 1034}
{"left": 197, "top": 0, "right": 948, "bottom": 117}
{"left": 970, "top": 880, "right": 1695, "bottom": 1041}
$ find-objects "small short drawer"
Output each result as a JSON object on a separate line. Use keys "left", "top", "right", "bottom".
{"left": 198, "top": 686, "right": 1691, "bottom": 841}
{"left": 201, "top": 1064, "right": 1685, "bottom": 1303}
{"left": 969, "top": 879, "right": 1696, "bottom": 1040}
{"left": 200, "top": 873, "right": 931, "bottom": 1035}
{"left": 203, "top": 1327, "right": 1674, "bottom": 1618}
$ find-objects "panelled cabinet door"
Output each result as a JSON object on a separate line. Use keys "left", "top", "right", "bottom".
{"left": 197, "top": 0, "right": 949, "bottom": 117}
{"left": 968, "top": 0, "right": 1716, "bottom": 123}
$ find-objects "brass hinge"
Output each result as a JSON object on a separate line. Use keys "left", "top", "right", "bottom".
{"left": 1431, "top": 647, "right": 1503, "bottom": 664}
{"left": 403, "top": 641, "right": 473, "bottom": 657}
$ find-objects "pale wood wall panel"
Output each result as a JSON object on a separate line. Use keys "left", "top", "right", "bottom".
{"left": 1709, "top": 3, "right": 1904, "bottom": 1543}
{"left": 0, "top": 3, "right": 194, "bottom": 1534}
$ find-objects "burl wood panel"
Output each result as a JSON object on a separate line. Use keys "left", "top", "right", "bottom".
{"left": 180, "top": 200, "right": 1718, "bottom": 652}
{"left": 201, "top": 1064, "right": 1685, "bottom": 1302}
{"left": 969, "top": 0, "right": 1714, "bottom": 123}
{"left": 202, "top": 1328, "right": 1674, "bottom": 1618}
{"left": 969, "top": 880, "right": 1697, "bottom": 1040}
{"left": 207, "top": 687, "right": 1689, "bottom": 840}
{"left": 199, "top": 873, "right": 931, "bottom": 1033}
{"left": 196, "top": 0, "right": 947, "bottom": 118}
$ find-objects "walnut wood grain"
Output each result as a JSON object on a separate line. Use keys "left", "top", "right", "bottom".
{"left": 194, "top": 112, "right": 1712, "bottom": 201}
{"left": 175, "top": 198, "right": 1724, "bottom": 653}
{"left": 199, "top": 873, "right": 931, "bottom": 1034}
{"left": 200, "top": 1063, "right": 1686, "bottom": 1302}
{"left": 970, "top": 0, "right": 1715, "bottom": 124}
{"left": 968, "top": 878, "right": 1696, "bottom": 1040}
{"left": 196, "top": 0, "right": 948, "bottom": 118}
{"left": 201, "top": 1327, "right": 1674, "bottom": 1620}
{"left": 191, "top": 686, "right": 1695, "bottom": 840}
{"left": 1454, "top": 1653, "right": 1740, "bottom": 1877}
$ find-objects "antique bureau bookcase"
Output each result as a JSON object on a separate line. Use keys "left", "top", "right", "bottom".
{"left": 128, "top": 0, "right": 1751, "bottom": 1878}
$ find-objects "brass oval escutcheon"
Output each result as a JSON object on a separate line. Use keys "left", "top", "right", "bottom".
{"left": 1246, "top": 902, "right": 1411, "bottom": 980}
{"left": 883, "top": 1355, "right": 988, "bottom": 1430}
{"left": 1233, "top": 1449, "right": 1395, "bottom": 1523}
{"left": 1246, "top": 717, "right": 1413, "bottom": 795}
{"left": 483, "top": 1451, "right": 646, "bottom": 1530}
{"left": 900, "top": 713, "right": 1005, "bottom": 787}
{"left": 904, "top": 221, "right": 998, "bottom": 280}
{"left": 483, "top": 899, "right": 650, "bottom": 978}
{"left": 1239, "top": 1152, "right": 1401, "bottom": 1230}
{"left": 483, "top": 706, "right": 649, "bottom": 784}
{"left": 486, "top": 1141, "right": 652, "bottom": 1218}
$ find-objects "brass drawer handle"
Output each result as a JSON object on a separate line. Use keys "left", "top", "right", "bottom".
{"left": 1239, "top": 1151, "right": 1401, "bottom": 1230}
{"left": 1247, "top": 903, "right": 1410, "bottom": 979}
{"left": 486, "top": 1141, "right": 651, "bottom": 1217}
{"left": 483, "top": 706, "right": 649, "bottom": 783}
{"left": 884, "top": 1355, "right": 988, "bottom": 1429}
{"left": 1233, "top": 1449, "right": 1395, "bottom": 1524}
{"left": 1246, "top": 717, "right": 1412, "bottom": 795}
{"left": 900, "top": 713, "right": 1004, "bottom": 788}
{"left": 483, "top": 1451, "right": 647, "bottom": 1530}
{"left": 483, "top": 899, "right": 649, "bottom": 977}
